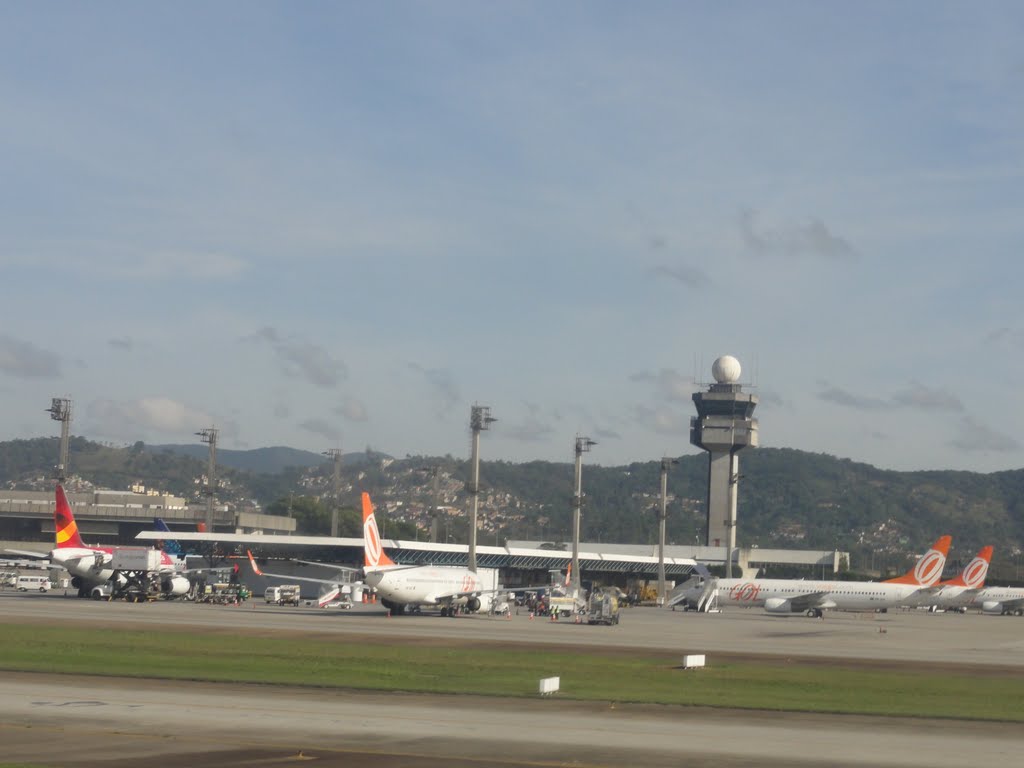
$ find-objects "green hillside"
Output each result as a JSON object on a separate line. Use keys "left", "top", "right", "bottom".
{"left": 2, "top": 437, "right": 1021, "bottom": 578}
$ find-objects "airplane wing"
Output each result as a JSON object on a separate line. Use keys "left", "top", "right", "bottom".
{"left": 2, "top": 548, "right": 50, "bottom": 560}
{"left": 782, "top": 591, "right": 833, "bottom": 613}
{"left": 246, "top": 550, "right": 357, "bottom": 586}
{"left": 289, "top": 557, "right": 361, "bottom": 574}
{"left": 997, "top": 595, "right": 1024, "bottom": 612}
{"left": 428, "top": 585, "right": 520, "bottom": 606}
{"left": 247, "top": 551, "right": 362, "bottom": 608}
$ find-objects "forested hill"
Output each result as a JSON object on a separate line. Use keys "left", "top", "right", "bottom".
{"left": 1, "top": 438, "right": 1021, "bottom": 569}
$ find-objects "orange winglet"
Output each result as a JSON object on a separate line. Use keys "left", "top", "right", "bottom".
{"left": 246, "top": 549, "right": 264, "bottom": 576}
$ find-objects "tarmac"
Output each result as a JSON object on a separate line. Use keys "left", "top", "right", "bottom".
{"left": 2, "top": 591, "right": 1024, "bottom": 767}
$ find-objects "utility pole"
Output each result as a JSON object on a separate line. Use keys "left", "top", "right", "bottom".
{"left": 419, "top": 465, "right": 442, "bottom": 543}
{"left": 572, "top": 435, "right": 597, "bottom": 593}
{"left": 658, "top": 457, "right": 679, "bottom": 606}
{"left": 467, "top": 405, "right": 496, "bottom": 573}
{"left": 323, "top": 448, "right": 343, "bottom": 537}
{"left": 196, "top": 427, "right": 219, "bottom": 531}
{"left": 46, "top": 398, "right": 72, "bottom": 484}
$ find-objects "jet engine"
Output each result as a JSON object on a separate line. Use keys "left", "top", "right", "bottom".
{"left": 161, "top": 575, "right": 190, "bottom": 596}
{"left": 764, "top": 598, "right": 794, "bottom": 614}
{"left": 465, "top": 596, "right": 481, "bottom": 612}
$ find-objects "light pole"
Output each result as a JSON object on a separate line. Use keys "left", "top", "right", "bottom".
{"left": 46, "top": 398, "right": 72, "bottom": 484}
{"left": 419, "top": 465, "right": 442, "bottom": 543}
{"left": 467, "top": 405, "right": 496, "bottom": 573}
{"left": 571, "top": 435, "right": 597, "bottom": 594}
{"left": 658, "top": 457, "right": 678, "bottom": 607}
{"left": 323, "top": 448, "right": 343, "bottom": 537}
{"left": 196, "top": 427, "right": 218, "bottom": 531}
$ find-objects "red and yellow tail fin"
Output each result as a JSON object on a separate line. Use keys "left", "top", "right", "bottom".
{"left": 54, "top": 484, "right": 85, "bottom": 549}
{"left": 885, "top": 535, "right": 951, "bottom": 586}
{"left": 362, "top": 492, "right": 395, "bottom": 568}
{"left": 941, "top": 546, "right": 992, "bottom": 589}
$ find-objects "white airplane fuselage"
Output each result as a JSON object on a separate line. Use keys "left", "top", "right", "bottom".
{"left": 693, "top": 578, "right": 922, "bottom": 614}
{"left": 364, "top": 565, "right": 496, "bottom": 612}
{"left": 49, "top": 546, "right": 115, "bottom": 587}
{"left": 972, "top": 587, "right": 1024, "bottom": 615}
{"left": 51, "top": 546, "right": 184, "bottom": 593}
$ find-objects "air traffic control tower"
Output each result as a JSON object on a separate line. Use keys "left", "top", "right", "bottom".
{"left": 691, "top": 355, "right": 758, "bottom": 572}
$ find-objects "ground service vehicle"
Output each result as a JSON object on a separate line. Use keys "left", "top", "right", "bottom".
{"left": 17, "top": 574, "right": 52, "bottom": 592}
{"left": 587, "top": 592, "right": 620, "bottom": 625}
{"left": 265, "top": 585, "right": 302, "bottom": 606}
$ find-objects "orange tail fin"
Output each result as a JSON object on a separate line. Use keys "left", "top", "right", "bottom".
{"left": 941, "top": 546, "right": 992, "bottom": 589}
{"left": 362, "top": 492, "right": 395, "bottom": 568}
{"left": 885, "top": 535, "right": 951, "bottom": 586}
{"left": 54, "top": 485, "right": 86, "bottom": 549}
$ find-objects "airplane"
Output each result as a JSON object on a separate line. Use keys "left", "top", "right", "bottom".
{"left": 360, "top": 492, "right": 511, "bottom": 616}
{"left": 546, "top": 562, "right": 587, "bottom": 617}
{"left": 245, "top": 550, "right": 361, "bottom": 608}
{"left": 906, "top": 546, "right": 993, "bottom": 612}
{"left": 669, "top": 535, "right": 952, "bottom": 618}
{"left": 5, "top": 485, "right": 190, "bottom": 599}
{"left": 971, "top": 586, "right": 1024, "bottom": 616}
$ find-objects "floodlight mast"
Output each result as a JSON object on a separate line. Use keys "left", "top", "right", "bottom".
{"left": 419, "top": 465, "right": 442, "bottom": 542}
{"left": 467, "top": 405, "right": 496, "bottom": 573}
{"left": 196, "top": 427, "right": 219, "bottom": 531}
{"left": 571, "top": 435, "right": 597, "bottom": 591}
{"left": 658, "top": 457, "right": 679, "bottom": 606}
{"left": 323, "top": 448, "right": 343, "bottom": 537}
{"left": 46, "top": 398, "right": 72, "bottom": 484}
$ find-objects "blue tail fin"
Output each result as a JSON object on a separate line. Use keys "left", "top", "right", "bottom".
{"left": 154, "top": 518, "right": 183, "bottom": 557}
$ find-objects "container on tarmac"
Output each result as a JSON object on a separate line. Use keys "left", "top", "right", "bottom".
{"left": 587, "top": 592, "right": 621, "bottom": 625}
{"left": 111, "top": 547, "right": 162, "bottom": 571}
{"left": 265, "top": 585, "right": 302, "bottom": 606}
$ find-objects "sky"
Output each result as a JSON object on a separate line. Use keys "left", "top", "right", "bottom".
{"left": 1, "top": 3, "right": 1023, "bottom": 473}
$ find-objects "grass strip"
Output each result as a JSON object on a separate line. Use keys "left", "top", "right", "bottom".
{"left": 1, "top": 623, "right": 1022, "bottom": 721}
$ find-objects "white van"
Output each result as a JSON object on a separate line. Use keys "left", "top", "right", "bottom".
{"left": 17, "top": 574, "right": 52, "bottom": 592}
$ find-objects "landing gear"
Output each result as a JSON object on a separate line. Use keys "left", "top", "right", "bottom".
{"left": 805, "top": 608, "right": 823, "bottom": 619}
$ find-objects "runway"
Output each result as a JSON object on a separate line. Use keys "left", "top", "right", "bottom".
{"left": 3, "top": 592, "right": 1024, "bottom": 767}
{"left": 3, "top": 591, "right": 1024, "bottom": 667}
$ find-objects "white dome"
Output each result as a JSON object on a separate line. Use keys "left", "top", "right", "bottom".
{"left": 712, "top": 355, "right": 742, "bottom": 384}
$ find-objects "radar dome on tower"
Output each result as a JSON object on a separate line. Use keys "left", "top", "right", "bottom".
{"left": 712, "top": 355, "right": 742, "bottom": 384}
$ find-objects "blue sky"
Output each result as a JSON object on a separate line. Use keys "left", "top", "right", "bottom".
{"left": 1, "top": 3, "right": 1022, "bottom": 472}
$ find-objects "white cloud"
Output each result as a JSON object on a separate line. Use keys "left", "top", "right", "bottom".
{"left": 336, "top": 397, "right": 369, "bottom": 423}
{"left": 298, "top": 418, "right": 342, "bottom": 442}
{"left": 0, "top": 336, "right": 61, "bottom": 379}
{"left": 86, "top": 397, "right": 214, "bottom": 440}
{"left": 247, "top": 327, "right": 348, "bottom": 389}
{"left": 739, "top": 209, "right": 857, "bottom": 261}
